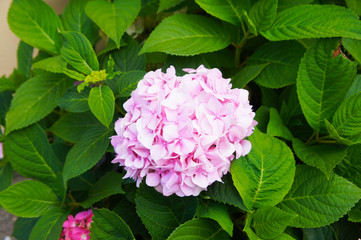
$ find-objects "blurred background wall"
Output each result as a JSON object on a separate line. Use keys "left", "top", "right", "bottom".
{"left": 0, "top": 0, "right": 70, "bottom": 76}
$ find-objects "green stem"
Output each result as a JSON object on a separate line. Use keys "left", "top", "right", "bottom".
{"left": 305, "top": 132, "right": 316, "bottom": 145}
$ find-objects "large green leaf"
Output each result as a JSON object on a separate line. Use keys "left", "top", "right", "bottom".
{"left": 117, "top": 70, "right": 146, "bottom": 97}
{"left": 0, "top": 180, "right": 60, "bottom": 217}
{"left": 267, "top": 108, "right": 293, "bottom": 141}
{"left": 249, "top": 0, "right": 278, "bottom": 32}
{"left": 261, "top": 5, "right": 361, "bottom": 41}
{"left": 195, "top": 0, "right": 250, "bottom": 26}
{"left": 297, "top": 38, "right": 356, "bottom": 132}
{"left": 61, "top": 31, "right": 99, "bottom": 75}
{"left": 29, "top": 210, "right": 69, "bottom": 240}
{"left": 278, "top": 165, "right": 361, "bottom": 228}
{"left": 135, "top": 184, "right": 197, "bottom": 240}
{"left": 13, "top": 218, "right": 38, "bottom": 240}
{"left": 231, "top": 64, "right": 269, "bottom": 89}
{"left": 5, "top": 73, "right": 74, "bottom": 134}
{"left": 332, "top": 92, "right": 361, "bottom": 142}
{"left": 90, "top": 209, "right": 135, "bottom": 240}
{"left": 140, "top": 14, "right": 231, "bottom": 56}
{"left": 17, "top": 41, "right": 33, "bottom": 78}
{"left": 277, "top": 0, "right": 313, "bottom": 12}
{"left": 247, "top": 41, "right": 305, "bottom": 88}
{"left": 303, "top": 226, "right": 336, "bottom": 240}
{"left": 63, "top": 126, "right": 112, "bottom": 183}
{"left": 196, "top": 199, "right": 233, "bottom": 236}
{"left": 81, "top": 171, "right": 125, "bottom": 208}
{"left": 62, "top": 0, "right": 98, "bottom": 44}
{"left": 252, "top": 206, "right": 297, "bottom": 239}
{"left": 292, "top": 138, "right": 347, "bottom": 179}
{"left": 335, "top": 144, "right": 361, "bottom": 188}
{"left": 0, "top": 161, "right": 12, "bottom": 192}
{"left": 8, "top": 0, "right": 62, "bottom": 54}
{"left": 88, "top": 85, "right": 115, "bottom": 128}
{"left": 85, "top": 0, "right": 141, "bottom": 48}
{"left": 57, "top": 86, "right": 90, "bottom": 113}
{"left": 49, "top": 111, "right": 100, "bottom": 143}
{"left": 167, "top": 218, "right": 229, "bottom": 240}
{"left": 5, "top": 124, "right": 62, "bottom": 185}
{"left": 231, "top": 129, "right": 295, "bottom": 210}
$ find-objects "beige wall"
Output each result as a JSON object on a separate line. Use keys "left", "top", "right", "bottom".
{"left": 0, "top": 0, "right": 69, "bottom": 76}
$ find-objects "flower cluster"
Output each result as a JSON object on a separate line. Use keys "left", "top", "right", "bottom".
{"left": 111, "top": 65, "right": 257, "bottom": 197}
{"left": 60, "top": 209, "right": 93, "bottom": 240}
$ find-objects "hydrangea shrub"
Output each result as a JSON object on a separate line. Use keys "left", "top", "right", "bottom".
{"left": 1, "top": 0, "right": 361, "bottom": 239}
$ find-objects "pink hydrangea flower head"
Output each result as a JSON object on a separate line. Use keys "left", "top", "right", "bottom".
{"left": 60, "top": 209, "right": 93, "bottom": 240}
{"left": 111, "top": 65, "right": 257, "bottom": 197}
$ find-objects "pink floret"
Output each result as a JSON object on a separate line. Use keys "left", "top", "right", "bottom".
{"left": 60, "top": 209, "right": 93, "bottom": 240}
{"left": 111, "top": 65, "right": 257, "bottom": 197}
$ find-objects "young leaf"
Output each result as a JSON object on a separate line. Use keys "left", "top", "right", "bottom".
{"left": 139, "top": 14, "right": 231, "bottom": 56}
{"left": 231, "top": 129, "right": 296, "bottom": 210}
{"left": 267, "top": 108, "right": 293, "bottom": 141}
{"left": 85, "top": 0, "right": 141, "bottom": 48}
{"left": 135, "top": 184, "right": 197, "bottom": 240}
{"left": 5, "top": 124, "right": 62, "bottom": 186}
{"left": 0, "top": 180, "right": 60, "bottom": 218}
{"left": 195, "top": 0, "right": 250, "bottom": 26}
{"left": 292, "top": 138, "right": 347, "bottom": 179}
{"left": 8, "top": 0, "right": 62, "bottom": 54}
{"left": 167, "top": 218, "right": 230, "bottom": 240}
{"left": 57, "top": 86, "right": 90, "bottom": 113}
{"left": 0, "top": 161, "right": 12, "bottom": 192}
{"left": 61, "top": 31, "right": 99, "bottom": 75}
{"left": 88, "top": 85, "right": 115, "bottom": 128}
{"left": 252, "top": 206, "right": 297, "bottom": 239}
{"left": 63, "top": 126, "right": 112, "bottom": 183}
{"left": 261, "top": 5, "right": 361, "bottom": 41}
{"left": 17, "top": 41, "right": 33, "bottom": 78}
{"left": 29, "top": 210, "right": 69, "bottom": 240}
{"left": 62, "top": 0, "right": 98, "bottom": 44}
{"left": 297, "top": 38, "right": 356, "bottom": 133}
{"left": 81, "top": 171, "right": 125, "bottom": 208}
{"left": 116, "top": 70, "right": 146, "bottom": 97}
{"left": 158, "top": 0, "right": 185, "bottom": 12}
{"left": 278, "top": 165, "right": 361, "bottom": 228}
{"left": 332, "top": 92, "right": 361, "bottom": 142}
{"left": 247, "top": 41, "right": 305, "bottom": 88}
{"left": 49, "top": 111, "right": 100, "bottom": 143}
{"left": 196, "top": 199, "right": 233, "bottom": 236}
{"left": 5, "top": 73, "right": 74, "bottom": 134}
{"left": 249, "top": 0, "right": 278, "bottom": 32}
{"left": 90, "top": 209, "right": 135, "bottom": 240}
{"left": 231, "top": 64, "right": 269, "bottom": 89}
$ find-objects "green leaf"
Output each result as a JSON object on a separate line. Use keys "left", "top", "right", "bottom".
{"left": 0, "top": 180, "right": 60, "bottom": 217}
{"left": 13, "top": 218, "right": 38, "bottom": 240}
{"left": 231, "top": 129, "right": 296, "bottom": 210}
{"left": 61, "top": 31, "right": 99, "bottom": 75}
{"left": 17, "top": 41, "right": 33, "bottom": 78}
{"left": 252, "top": 206, "right": 297, "bottom": 239}
{"left": 0, "top": 76, "right": 16, "bottom": 93}
{"left": 348, "top": 200, "right": 361, "bottom": 222}
{"left": 49, "top": 111, "right": 100, "bottom": 143}
{"left": 57, "top": 86, "right": 90, "bottom": 113}
{"left": 135, "top": 184, "right": 197, "bottom": 240}
{"left": 5, "top": 73, "right": 74, "bottom": 134}
{"left": 292, "top": 138, "right": 347, "bottom": 179}
{"left": 335, "top": 144, "right": 361, "bottom": 188}
{"left": 63, "top": 125, "right": 112, "bottom": 183}
{"left": 90, "top": 209, "right": 135, "bottom": 240}
{"left": 243, "top": 213, "right": 260, "bottom": 240}
{"left": 332, "top": 92, "right": 361, "bottom": 142}
{"left": 167, "top": 218, "right": 229, "bottom": 240}
{"left": 247, "top": 41, "right": 305, "bottom": 88}
{"left": 325, "top": 119, "right": 355, "bottom": 145}
{"left": 8, "top": 0, "right": 62, "bottom": 54}
{"left": 195, "top": 0, "right": 250, "bottom": 26}
{"left": 0, "top": 161, "right": 13, "bottom": 192}
{"left": 88, "top": 85, "right": 115, "bottom": 128}
{"left": 346, "top": 0, "right": 361, "bottom": 16}
{"left": 158, "top": 0, "right": 185, "bottom": 12}
{"left": 346, "top": 75, "right": 361, "bottom": 98}
{"left": 279, "top": 85, "right": 303, "bottom": 125}
{"left": 81, "top": 171, "right": 125, "bottom": 208}
{"left": 62, "top": 0, "right": 98, "bottom": 44}
{"left": 139, "top": 14, "right": 231, "bottom": 56}
{"left": 205, "top": 173, "right": 248, "bottom": 211}
{"left": 297, "top": 38, "right": 356, "bottom": 132}
{"left": 249, "top": 0, "right": 278, "bottom": 32}
{"left": 0, "top": 91, "right": 12, "bottom": 124}
{"left": 303, "top": 226, "right": 336, "bottom": 240}
{"left": 343, "top": 38, "right": 361, "bottom": 65}
{"left": 267, "top": 108, "right": 293, "bottom": 141}
{"left": 196, "top": 199, "right": 233, "bottom": 236}
{"left": 262, "top": 5, "right": 361, "bottom": 41}
{"left": 29, "top": 210, "right": 69, "bottom": 240}
{"left": 5, "top": 124, "right": 62, "bottom": 187}
{"left": 231, "top": 64, "right": 269, "bottom": 89}
{"left": 277, "top": 0, "right": 313, "bottom": 12}
{"left": 116, "top": 70, "right": 146, "bottom": 97}
{"left": 278, "top": 165, "right": 361, "bottom": 228}
{"left": 85, "top": 0, "right": 141, "bottom": 48}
